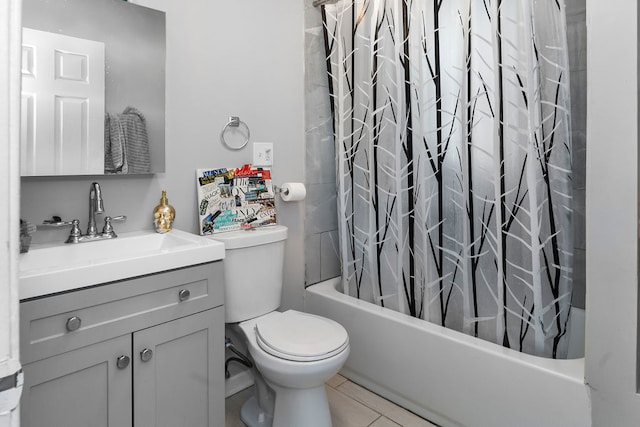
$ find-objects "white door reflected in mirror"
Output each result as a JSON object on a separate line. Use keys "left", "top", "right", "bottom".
{"left": 21, "top": 28, "right": 105, "bottom": 176}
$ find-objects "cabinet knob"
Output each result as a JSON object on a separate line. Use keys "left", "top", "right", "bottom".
{"left": 116, "top": 355, "right": 130, "bottom": 369}
{"left": 178, "top": 289, "right": 191, "bottom": 302}
{"left": 66, "top": 316, "right": 82, "bottom": 332}
{"left": 140, "top": 348, "right": 153, "bottom": 362}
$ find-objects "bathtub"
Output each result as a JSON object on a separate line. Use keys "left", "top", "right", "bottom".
{"left": 305, "top": 278, "right": 591, "bottom": 427}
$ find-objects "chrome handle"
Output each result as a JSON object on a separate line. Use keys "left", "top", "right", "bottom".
{"left": 116, "top": 355, "right": 130, "bottom": 369}
{"left": 140, "top": 348, "right": 153, "bottom": 362}
{"left": 66, "top": 316, "right": 82, "bottom": 332}
{"left": 65, "top": 220, "right": 83, "bottom": 244}
{"left": 102, "top": 216, "right": 126, "bottom": 237}
{"left": 178, "top": 289, "right": 191, "bottom": 302}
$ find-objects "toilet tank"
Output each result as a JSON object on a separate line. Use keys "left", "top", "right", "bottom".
{"left": 212, "top": 225, "right": 287, "bottom": 323}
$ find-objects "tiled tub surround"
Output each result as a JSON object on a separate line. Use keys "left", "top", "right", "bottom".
{"left": 566, "top": 0, "right": 587, "bottom": 309}
{"left": 304, "top": 0, "right": 341, "bottom": 285}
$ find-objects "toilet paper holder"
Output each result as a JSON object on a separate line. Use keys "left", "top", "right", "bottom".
{"left": 274, "top": 183, "right": 306, "bottom": 202}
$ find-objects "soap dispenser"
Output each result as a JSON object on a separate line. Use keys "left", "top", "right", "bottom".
{"left": 153, "top": 190, "right": 176, "bottom": 233}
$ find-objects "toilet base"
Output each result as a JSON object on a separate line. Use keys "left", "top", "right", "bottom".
{"left": 241, "top": 395, "right": 273, "bottom": 427}
{"left": 240, "top": 384, "right": 332, "bottom": 427}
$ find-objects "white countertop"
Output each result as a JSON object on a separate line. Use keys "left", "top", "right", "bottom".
{"left": 19, "top": 229, "right": 224, "bottom": 300}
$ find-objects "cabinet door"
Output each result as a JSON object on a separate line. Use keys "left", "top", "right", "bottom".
{"left": 20, "top": 334, "right": 132, "bottom": 427}
{"left": 133, "top": 308, "right": 225, "bottom": 427}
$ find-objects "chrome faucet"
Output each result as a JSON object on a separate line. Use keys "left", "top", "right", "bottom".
{"left": 41, "top": 182, "right": 127, "bottom": 243}
{"left": 87, "top": 182, "right": 105, "bottom": 237}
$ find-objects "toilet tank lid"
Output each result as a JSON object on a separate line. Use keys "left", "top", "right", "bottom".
{"left": 211, "top": 224, "right": 287, "bottom": 249}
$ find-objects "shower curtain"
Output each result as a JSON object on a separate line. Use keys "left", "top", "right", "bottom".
{"left": 322, "top": 0, "right": 573, "bottom": 358}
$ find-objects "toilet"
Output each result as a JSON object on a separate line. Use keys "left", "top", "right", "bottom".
{"left": 212, "top": 225, "right": 350, "bottom": 427}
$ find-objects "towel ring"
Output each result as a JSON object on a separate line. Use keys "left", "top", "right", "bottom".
{"left": 220, "top": 116, "right": 250, "bottom": 150}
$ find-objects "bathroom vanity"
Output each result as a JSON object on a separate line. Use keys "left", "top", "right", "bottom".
{"left": 18, "top": 230, "right": 226, "bottom": 427}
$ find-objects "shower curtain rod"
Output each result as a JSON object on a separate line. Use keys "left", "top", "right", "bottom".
{"left": 313, "top": 0, "right": 338, "bottom": 7}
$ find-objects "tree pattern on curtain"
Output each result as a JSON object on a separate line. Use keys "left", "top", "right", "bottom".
{"left": 322, "top": 0, "right": 573, "bottom": 358}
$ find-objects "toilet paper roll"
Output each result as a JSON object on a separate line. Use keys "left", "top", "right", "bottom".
{"left": 280, "top": 182, "right": 306, "bottom": 202}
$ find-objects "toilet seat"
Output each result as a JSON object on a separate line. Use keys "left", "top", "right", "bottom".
{"left": 254, "top": 310, "right": 349, "bottom": 362}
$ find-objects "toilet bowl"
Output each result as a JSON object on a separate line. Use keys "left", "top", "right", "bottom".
{"left": 211, "top": 225, "right": 350, "bottom": 427}
{"left": 238, "top": 310, "right": 349, "bottom": 427}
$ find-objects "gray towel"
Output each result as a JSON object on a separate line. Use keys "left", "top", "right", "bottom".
{"left": 104, "top": 106, "right": 150, "bottom": 174}
{"left": 105, "top": 113, "right": 127, "bottom": 173}
{"left": 120, "top": 107, "right": 150, "bottom": 173}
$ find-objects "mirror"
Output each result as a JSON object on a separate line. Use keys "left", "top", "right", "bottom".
{"left": 21, "top": 0, "right": 166, "bottom": 176}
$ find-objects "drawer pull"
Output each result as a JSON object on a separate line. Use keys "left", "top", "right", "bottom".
{"left": 66, "top": 316, "right": 82, "bottom": 332}
{"left": 178, "top": 289, "right": 191, "bottom": 302}
{"left": 140, "top": 348, "right": 153, "bottom": 362}
{"left": 116, "top": 355, "right": 130, "bottom": 369}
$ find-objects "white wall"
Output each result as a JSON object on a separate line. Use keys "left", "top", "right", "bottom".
{"left": 20, "top": 0, "right": 306, "bottom": 310}
{"left": 586, "top": 0, "right": 640, "bottom": 424}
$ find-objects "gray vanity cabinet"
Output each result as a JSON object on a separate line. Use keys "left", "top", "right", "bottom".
{"left": 19, "top": 262, "right": 225, "bottom": 427}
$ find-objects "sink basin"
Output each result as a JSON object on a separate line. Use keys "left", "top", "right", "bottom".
{"left": 19, "top": 230, "right": 224, "bottom": 300}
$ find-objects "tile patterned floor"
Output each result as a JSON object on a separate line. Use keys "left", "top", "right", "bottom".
{"left": 225, "top": 374, "right": 438, "bottom": 427}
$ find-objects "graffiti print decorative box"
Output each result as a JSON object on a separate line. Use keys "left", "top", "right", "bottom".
{"left": 196, "top": 165, "right": 276, "bottom": 235}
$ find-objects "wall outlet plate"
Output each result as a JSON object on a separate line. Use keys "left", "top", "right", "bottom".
{"left": 253, "top": 142, "right": 273, "bottom": 167}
